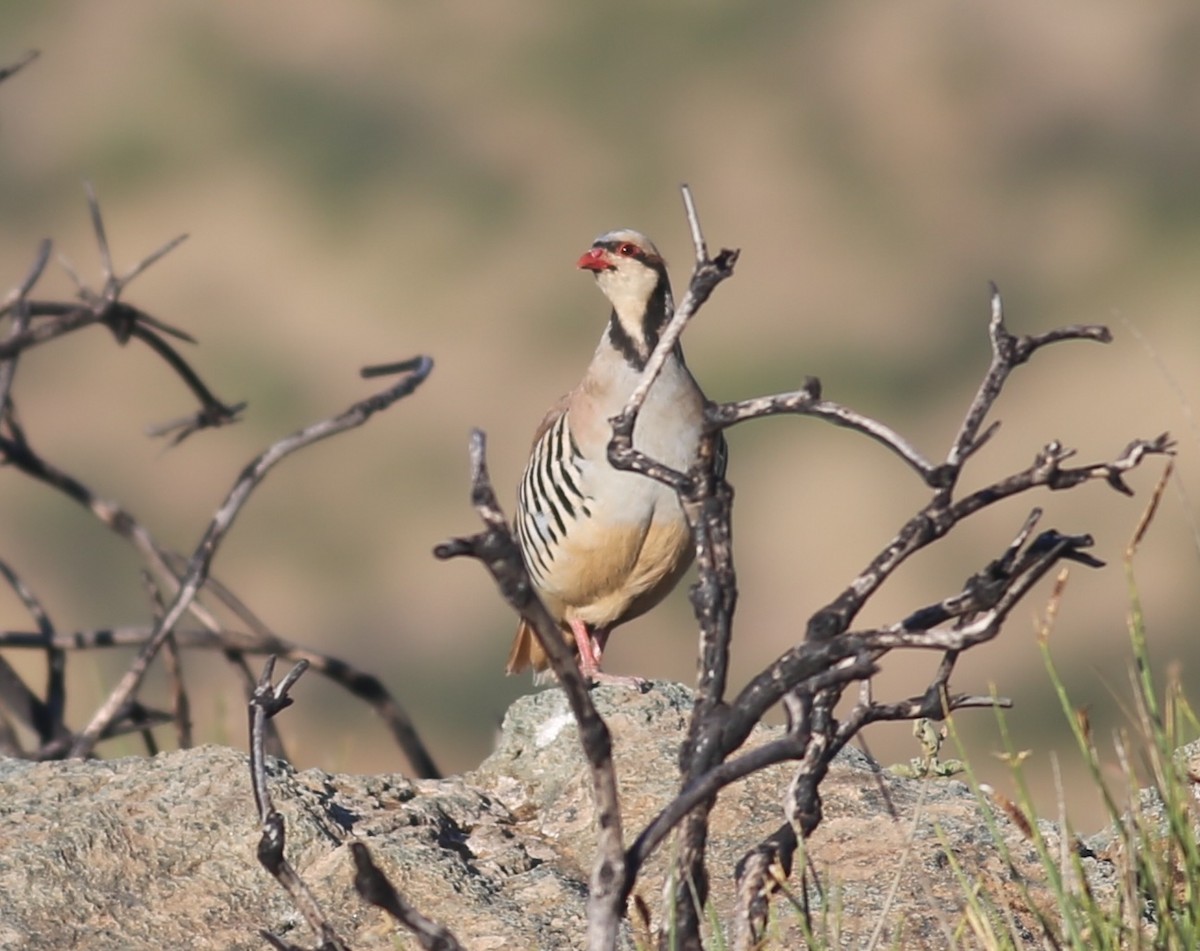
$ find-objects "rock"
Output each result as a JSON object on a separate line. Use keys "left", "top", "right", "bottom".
{"left": 0, "top": 682, "right": 1079, "bottom": 949}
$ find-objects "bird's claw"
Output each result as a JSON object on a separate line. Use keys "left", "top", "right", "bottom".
{"left": 585, "top": 671, "right": 650, "bottom": 692}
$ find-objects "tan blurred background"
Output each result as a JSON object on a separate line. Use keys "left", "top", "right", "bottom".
{"left": 1, "top": 3, "right": 1197, "bottom": 829}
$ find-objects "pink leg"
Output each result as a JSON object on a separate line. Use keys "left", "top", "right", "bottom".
{"left": 591, "top": 627, "right": 611, "bottom": 665}
{"left": 567, "top": 619, "right": 646, "bottom": 690}
{"left": 569, "top": 618, "right": 602, "bottom": 675}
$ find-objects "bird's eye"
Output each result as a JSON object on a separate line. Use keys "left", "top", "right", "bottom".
{"left": 618, "top": 243, "right": 637, "bottom": 257}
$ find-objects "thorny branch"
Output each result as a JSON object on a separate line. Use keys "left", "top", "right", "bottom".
{"left": 251, "top": 659, "right": 459, "bottom": 949}
{"left": 603, "top": 185, "right": 742, "bottom": 945}
{"left": 3, "top": 61, "right": 454, "bottom": 945}
{"left": 944, "top": 287, "right": 1113, "bottom": 477}
{"left": 0, "top": 239, "right": 50, "bottom": 423}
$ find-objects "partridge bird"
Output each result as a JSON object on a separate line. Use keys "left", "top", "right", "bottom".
{"left": 506, "top": 229, "right": 717, "bottom": 684}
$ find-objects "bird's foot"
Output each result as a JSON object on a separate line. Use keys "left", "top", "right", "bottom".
{"left": 568, "top": 619, "right": 647, "bottom": 690}
{"left": 584, "top": 670, "right": 649, "bottom": 692}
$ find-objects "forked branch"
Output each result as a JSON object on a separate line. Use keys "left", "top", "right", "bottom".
{"left": 3, "top": 193, "right": 439, "bottom": 774}
{"left": 249, "top": 658, "right": 350, "bottom": 951}
{"left": 0, "top": 186, "right": 243, "bottom": 442}
{"left": 68, "top": 355, "right": 433, "bottom": 759}
{"left": 597, "top": 188, "right": 1172, "bottom": 949}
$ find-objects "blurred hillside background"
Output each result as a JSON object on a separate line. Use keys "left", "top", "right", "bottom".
{"left": 1, "top": 3, "right": 1197, "bottom": 829}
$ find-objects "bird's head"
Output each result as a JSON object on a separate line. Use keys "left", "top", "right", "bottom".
{"left": 577, "top": 230, "right": 673, "bottom": 353}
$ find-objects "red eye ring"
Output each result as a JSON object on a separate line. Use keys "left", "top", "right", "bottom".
{"left": 618, "top": 243, "right": 637, "bottom": 257}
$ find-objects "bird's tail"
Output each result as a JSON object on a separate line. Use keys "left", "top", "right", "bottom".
{"left": 505, "top": 617, "right": 549, "bottom": 675}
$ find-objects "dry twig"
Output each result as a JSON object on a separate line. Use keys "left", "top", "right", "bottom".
{"left": 434, "top": 430, "right": 628, "bottom": 951}
{"left": 0, "top": 187, "right": 242, "bottom": 443}
{"left": 663, "top": 304, "right": 1163, "bottom": 945}
{"left": 68, "top": 355, "right": 433, "bottom": 759}
{"left": 0, "top": 50, "right": 38, "bottom": 86}
{"left": 1, "top": 190, "right": 437, "bottom": 767}
{"left": 0, "top": 555, "right": 66, "bottom": 749}
{"left": 139, "top": 570, "right": 193, "bottom": 750}
{"left": 350, "top": 842, "right": 467, "bottom": 951}
{"left": 0, "top": 618, "right": 439, "bottom": 775}
{"left": 249, "top": 658, "right": 350, "bottom": 951}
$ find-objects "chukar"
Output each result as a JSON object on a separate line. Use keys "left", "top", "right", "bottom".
{"left": 506, "top": 229, "right": 716, "bottom": 685}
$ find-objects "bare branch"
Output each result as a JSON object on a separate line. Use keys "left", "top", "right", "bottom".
{"left": 734, "top": 482, "right": 1131, "bottom": 744}
{"left": 84, "top": 181, "right": 116, "bottom": 294}
{"left": 56, "top": 250, "right": 86, "bottom": 297}
{"left": 0, "top": 50, "right": 39, "bottom": 86}
{"left": 732, "top": 823, "right": 796, "bottom": 951}
{"left": 145, "top": 399, "right": 248, "bottom": 445}
{"left": 434, "top": 429, "right": 627, "bottom": 951}
{"left": 0, "top": 712, "right": 20, "bottom": 757}
{"left": 708, "top": 377, "right": 943, "bottom": 484}
{"left": 680, "top": 182, "right": 708, "bottom": 264}
{"left": 0, "top": 651, "right": 46, "bottom": 751}
{"left": 622, "top": 468, "right": 1157, "bottom": 917}
{"left": 566, "top": 185, "right": 743, "bottom": 947}
{"left": 0, "top": 556, "right": 66, "bottom": 746}
{"left": 140, "top": 570, "right": 193, "bottom": 750}
{"left": 945, "top": 285, "right": 1112, "bottom": 474}
{"left": 0, "top": 418, "right": 327, "bottom": 763}
{"left": 33, "top": 706, "right": 174, "bottom": 760}
{"left": 440, "top": 188, "right": 1172, "bottom": 947}
{"left": 361, "top": 356, "right": 428, "bottom": 378}
{"left": 0, "top": 413, "right": 243, "bottom": 639}
{"left": 0, "top": 299, "right": 195, "bottom": 356}
{"left": 128, "top": 321, "right": 245, "bottom": 441}
{"left": 68, "top": 356, "right": 433, "bottom": 759}
{"left": 0, "top": 193, "right": 231, "bottom": 439}
{"left": 0, "top": 302, "right": 96, "bottom": 358}
{"left": 625, "top": 654, "right": 875, "bottom": 891}
{"left": 610, "top": 189, "right": 739, "bottom": 449}
{"left": 119, "top": 231, "right": 190, "bottom": 288}
{"left": 350, "top": 842, "right": 466, "bottom": 951}
{"left": 249, "top": 658, "right": 350, "bottom": 951}
{"left": 0, "top": 621, "right": 440, "bottom": 777}
{"left": 1, "top": 238, "right": 52, "bottom": 313}
{"left": 0, "top": 240, "right": 53, "bottom": 417}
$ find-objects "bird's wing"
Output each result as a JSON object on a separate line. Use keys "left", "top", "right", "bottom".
{"left": 508, "top": 392, "right": 575, "bottom": 675}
